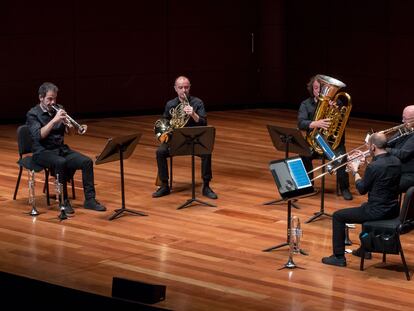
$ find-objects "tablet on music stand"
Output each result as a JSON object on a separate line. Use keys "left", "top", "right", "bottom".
{"left": 269, "top": 156, "right": 315, "bottom": 200}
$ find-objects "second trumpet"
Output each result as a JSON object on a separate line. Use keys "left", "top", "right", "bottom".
{"left": 51, "top": 104, "right": 87, "bottom": 135}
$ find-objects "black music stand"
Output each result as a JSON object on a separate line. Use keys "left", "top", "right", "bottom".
{"left": 263, "top": 125, "right": 312, "bottom": 209}
{"left": 305, "top": 132, "right": 338, "bottom": 224}
{"left": 95, "top": 133, "right": 147, "bottom": 220}
{"left": 169, "top": 126, "right": 216, "bottom": 210}
{"left": 305, "top": 155, "right": 331, "bottom": 223}
{"left": 263, "top": 157, "right": 315, "bottom": 253}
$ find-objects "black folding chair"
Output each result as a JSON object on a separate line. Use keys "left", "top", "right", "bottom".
{"left": 359, "top": 186, "right": 414, "bottom": 280}
{"left": 13, "top": 125, "right": 75, "bottom": 205}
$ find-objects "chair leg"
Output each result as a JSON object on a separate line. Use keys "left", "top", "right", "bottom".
{"left": 397, "top": 238, "right": 411, "bottom": 280}
{"left": 13, "top": 167, "right": 23, "bottom": 200}
{"left": 382, "top": 253, "right": 386, "bottom": 263}
{"left": 169, "top": 156, "right": 173, "bottom": 190}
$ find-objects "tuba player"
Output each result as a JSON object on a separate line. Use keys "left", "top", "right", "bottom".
{"left": 297, "top": 74, "right": 353, "bottom": 200}
{"left": 152, "top": 76, "right": 217, "bottom": 199}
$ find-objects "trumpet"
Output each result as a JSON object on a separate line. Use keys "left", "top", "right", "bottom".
{"left": 28, "top": 170, "right": 40, "bottom": 216}
{"left": 51, "top": 104, "right": 87, "bottom": 135}
{"left": 284, "top": 216, "right": 302, "bottom": 269}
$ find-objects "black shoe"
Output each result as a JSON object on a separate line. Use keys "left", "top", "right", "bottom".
{"left": 322, "top": 255, "right": 347, "bottom": 267}
{"left": 202, "top": 185, "right": 218, "bottom": 199}
{"left": 342, "top": 188, "right": 353, "bottom": 200}
{"left": 84, "top": 198, "right": 106, "bottom": 211}
{"left": 152, "top": 186, "right": 170, "bottom": 198}
{"left": 352, "top": 248, "right": 372, "bottom": 259}
{"left": 63, "top": 199, "right": 74, "bottom": 214}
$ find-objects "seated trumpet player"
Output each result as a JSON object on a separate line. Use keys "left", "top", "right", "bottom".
{"left": 26, "top": 82, "right": 106, "bottom": 213}
{"left": 153, "top": 76, "right": 217, "bottom": 199}
{"left": 322, "top": 133, "right": 401, "bottom": 267}
{"left": 386, "top": 105, "right": 414, "bottom": 193}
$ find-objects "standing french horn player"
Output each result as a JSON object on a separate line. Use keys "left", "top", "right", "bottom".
{"left": 152, "top": 76, "right": 217, "bottom": 199}
{"left": 297, "top": 74, "right": 353, "bottom": 201}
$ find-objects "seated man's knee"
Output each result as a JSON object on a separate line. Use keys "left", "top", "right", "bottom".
{"left": 81, "top": 157, "right": 93, "bottom": 169}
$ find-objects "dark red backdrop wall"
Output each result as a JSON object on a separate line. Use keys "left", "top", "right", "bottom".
{"left": 1, "top": 0, "right": 413, "bottom": 122}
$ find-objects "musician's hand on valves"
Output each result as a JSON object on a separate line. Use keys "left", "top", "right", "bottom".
{"left": 183, "top": 104, "right": 194, "bottom": 116}
{"left": 52, "top": 109, "right": 68, "bottom": 126}
{"left": 328, "top": 100, "right": 338, "bottom": 108}
{"left": 311, "top": 118, "right": 331, "bottom": 130}
{"left": 347, "top": 160, "right": 359, "bottom": 175}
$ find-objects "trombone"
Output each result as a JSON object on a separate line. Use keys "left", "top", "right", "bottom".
{"left": 309, "top": 144, "right": 370, "bottom": 181}
{"left": 51, "top": 104, "right": 87, "bottom": 135}
{"left": 308, "top": 122, "right": 414, "bottom": 181}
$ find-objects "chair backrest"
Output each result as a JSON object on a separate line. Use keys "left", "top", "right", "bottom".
{"left": 400, "top": 186, "right": 414, "bottom": 228}
{"left": 16, "top": 125, "right": 34, "bottom": 156}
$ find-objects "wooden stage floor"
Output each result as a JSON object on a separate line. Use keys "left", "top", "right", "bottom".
{"left": 1, "top": 108, "right": 414, "bottom": 310}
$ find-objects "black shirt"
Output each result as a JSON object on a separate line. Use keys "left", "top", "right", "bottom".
{"left": 297, "top": 97, "right": 317, "bottom": 132}
{"left": 163, "top": 96, "right": 207, "bottom": 127}
{"left": 26, "top": 104, "right": 66, "bottom": 155}
{"left": 356, "top": 153, "right": 401, "bottom": 218}
{"left": 387, "top": 132, "right": 414, "bottom": 174}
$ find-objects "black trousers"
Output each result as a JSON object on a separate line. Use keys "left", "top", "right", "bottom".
{"left": 156, "top": 142, "right": 212, "bottom": 184}
{"left": 301, "top": 143, "right": 350, "bottom": 191}
{"left": 332, "top": 207, "right": 381, "bottom": 256}
{"left": 33, "top": 146, "right": 96, "bottom": 200}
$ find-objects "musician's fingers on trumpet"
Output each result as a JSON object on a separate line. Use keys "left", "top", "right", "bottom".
{"left": 52, "top": 107, "right": 70, "bottom": 126}
{"left": 51, "top": 105, "right": 87, "bottom": 135}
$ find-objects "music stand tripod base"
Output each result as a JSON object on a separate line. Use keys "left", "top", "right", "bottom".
{"left": 95, "top": 133, "right": 147, "bottom": 221}
{"left": 263, "top": 198, "right": 300, "bottom": 209}
{"left": 109, "top": 208, "right": 147, "bottom": 220}
{"left": 169, "top": 126, "right": 217, "bottom": 210}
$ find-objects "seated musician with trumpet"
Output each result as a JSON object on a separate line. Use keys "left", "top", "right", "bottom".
{"left": 322, "top": 133, "right": 401, "bottom": 267}
{"left": 386, "top": 105, "right": 414, "bottom": 193}
{"left": 152, "top": 76, "right": 217, "bottom": 199}
{"left": 26, "top": 82, "right": 106, "bottom": 213}
{"left": 298, "top": 74, "right": 353, "bottom": 200}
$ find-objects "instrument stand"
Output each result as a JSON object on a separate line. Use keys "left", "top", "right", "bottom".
{"left": 58, "top": 206, "right": 68, "bottom": 221}
{"left": 263, "top": 125, "right": 312, "bottom": 209}
{"left": 263, "top": 199, "right": 308, "bottom": 256}
{"left": 305, "top": 156, "right": 332, "bottom": 223}
{"left": 169, "top": 126, "right": 216, "bottom": 210}
{"left": 95, "top": 133, "right": 147, "bottom": 220}
{"left": 27, "top": 170, "right": 40, "bottom": 216}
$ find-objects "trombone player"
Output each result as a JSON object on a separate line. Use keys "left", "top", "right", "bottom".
{"left": 386, "top": 105, "right": 414, "bottom": 192}
{"left": 298, "top": 74, "right": 353, "bottom": 200}
{"left": 152, "top": 76, "right": 217, "bottom": 199}
{"left": 26, "top": 82, "right": 106, "bottom": 213}
{"left": 322, "top": 133, "right": 401, "bottom": 267}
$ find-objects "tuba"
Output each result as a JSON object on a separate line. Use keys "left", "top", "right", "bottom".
{"left": 154, "top": 94, "right": 191, "bottom": 143}
{"left": 306, "top": 75, "right": 352, "bottom": 155}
